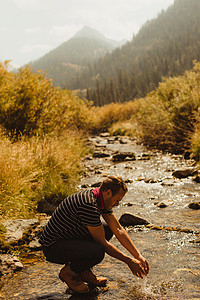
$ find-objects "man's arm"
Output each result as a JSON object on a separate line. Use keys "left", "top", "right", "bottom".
{"left": 102, "top": 212, "right": 149, "bottom": 274}
{"left": 87, "top": 224, "right": 147, "bottom": 278}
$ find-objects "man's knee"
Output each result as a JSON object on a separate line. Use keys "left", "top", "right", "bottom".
{"left": 96, "top": 243, "right": 105, "bottom": 263}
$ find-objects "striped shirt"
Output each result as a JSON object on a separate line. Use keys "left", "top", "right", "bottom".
{"left": 39, "top": 189, "right": 111, "bottom": 247}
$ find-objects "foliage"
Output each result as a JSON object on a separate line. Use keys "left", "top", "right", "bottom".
{"left": 134, "top": 61, "right": 200, "bottom": 153}
{"left": 91, "top": 101, "right": 138, "bottom": 133}
{"left": 0, "top": 129, "right": 88, "bottom": 219}
{"left": 109, "top": 121, "right": 137, "bottom": 136}
{"left": 0, "top": 64, "right": 93, "bottom": 137}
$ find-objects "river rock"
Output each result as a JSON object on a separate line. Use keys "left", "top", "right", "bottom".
{"left": 0, "top": 255, "right": 23, "bottom": 276}
{"left": 144, "top": 178, "right": 160, "bottom": 183}
{"left": 37, "top": 194, "right": 65, "bottom": 215}
{"left": 99, "top": 132, "right": 110, "bottom": 137}
{"left": 93, "top": 151, "right": 110, "bottom": 158}
{"left": 119, "top": 138, "right": 130, "bottom": 144}
{"left": 156, "top": 201, "right": 168, "bottom": 208}
{"left": 112, "top": 152, "right": 136, "bottom": 162}
{"left": 27, "top": 219, "right": 50, "bottom": 250}
{"left": 188, "top": 202, "right": 200, "bottom": 210}
{"left": 119, "top": 213, "right": 149, "bottom": 227}
{"left": 161, "top": 178, "right": 175, "bottom": 186}
{"left": 2, "top": 219, "right": 39, "bottom": 243}
{"left": 172, "top": 168, "right": 198, "bottom": 179}
{"left": 193, "top": 175, "right": 200, "bottom": 183}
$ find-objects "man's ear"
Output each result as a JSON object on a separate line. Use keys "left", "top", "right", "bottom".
{"left": 106, "top": 189, "right": 112, "bottom": 197}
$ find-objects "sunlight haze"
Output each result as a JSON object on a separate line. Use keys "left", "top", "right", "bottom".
{"left": 1, "top": 0, "right": 174, "bottom": 67}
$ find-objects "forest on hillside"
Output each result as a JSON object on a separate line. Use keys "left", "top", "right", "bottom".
{"left": 69, "top": 0, "right": 200, "bottom": 106}
{"left": 30, "top": 32, "right": 118, "bottom": 87}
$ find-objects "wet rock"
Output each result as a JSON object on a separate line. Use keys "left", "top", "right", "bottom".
{"left": 28, "top": 239, "right": 42, "bottom": 250}
{"left": 188, "top": 202, "right": 200, "bottom": 210}
{"left": 37, "top": 194, "right": 66, "bottom": 215}
{"left": 137, "top": 153, "right": 151, "bottom": 160}
{"left": 156, "top": 201, "right": 169, "bottom": 208}
{"left": 124, "top": 179, "right": 133, "bottom": 183}
{"left": 27, "top": 219, "right": 49, "bottom": 250}
{"left": 119, "top": 138, "right": 130, "bottom": 144}
{"left": 135, "top": 176, "right": 145, "bottom": 181}
{"left": 191, "top": 238, "right": 200, "bottom": 243}
{"left": 172, "top": 168, "right": 198, "bottom": 179}
{"left": 193, "top": 175, "right": 200, "bottom": 183}
{"left": 94, "top": 143, "right": 107, "bottom": 148}
{"left": 0, "top": 255, "right": 23, "bottom": 276}
{"left": 161, "top": 178, "right": 175, "bottom": 186}
{"left": 112, "top": 152, "right": 136, "bottom": 162}
{"left": 2, "top": 219, "right": 39, "bottom": 243}
{"left": 119, "top": 213, "right": 149, "bottom": 227}
{"left": 122, "top": 202, "right": 135, "bottom": 207}
{"left": 144, "top": 178, "right": 159, "bottom": 183}
{"left": 93, "top": 151, "right": 110, "bottom": 158}
{"left": 99, "top": 132, "right": 110, "bottom": 137}
{"left": 184, "top": 151, "right": 192, "bottom": 160}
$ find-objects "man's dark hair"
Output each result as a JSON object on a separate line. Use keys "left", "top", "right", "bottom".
{"left": 100, "top": 176, "right": 128, "bottom": 196}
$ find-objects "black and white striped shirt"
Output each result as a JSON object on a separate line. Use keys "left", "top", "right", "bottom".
{"left": 39, "top": 189, "right": 104, "bottom": 247}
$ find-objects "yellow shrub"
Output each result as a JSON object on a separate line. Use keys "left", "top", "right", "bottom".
{"left": 92, "top": 101, "right": 138, "bottom": 133}
{"left": 0, "top": 64, "right": 93, "bottom": 137}
{"left": 0, "top": 130, "right": 87, "bottom": 219}
{"left": 134, "top": 61, "right": 200, "bottom": 152}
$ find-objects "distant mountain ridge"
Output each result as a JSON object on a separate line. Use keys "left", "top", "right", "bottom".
{"left": 71, "top": 0, "right": 200, "bottom": 106}
{"left": 30, "top": 26, "right": 126, "bottom": 87}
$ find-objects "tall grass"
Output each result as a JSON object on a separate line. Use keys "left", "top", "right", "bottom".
{"left": 91, "top": 101, "right": 138, "bottom": 134}
{"left": 0, "top": 129, "right": 88, "bottom": 219}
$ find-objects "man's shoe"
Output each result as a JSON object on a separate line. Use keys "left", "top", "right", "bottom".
{"left": 59, "top": 266, "right": 90, "bottom": 294}
{"left": 80, "top": 268, "right": 107, "bottom": 286}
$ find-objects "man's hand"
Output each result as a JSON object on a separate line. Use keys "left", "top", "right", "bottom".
{"left": 127, "top": 258, "right": 147, "bottom": 279}
{"left": 137, "top": 254, "right": 149, "bottom": 276}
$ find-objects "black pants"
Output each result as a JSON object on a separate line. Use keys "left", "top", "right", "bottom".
{"left": 43, "top": 224, "right": 113, "bottom": 273}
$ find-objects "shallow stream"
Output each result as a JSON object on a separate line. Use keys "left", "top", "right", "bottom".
{"left": 1, "top": 136, "right": 199, "bottom": 299}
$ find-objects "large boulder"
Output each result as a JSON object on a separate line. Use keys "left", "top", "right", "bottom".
{"left": 2, "top": 219, "right": 39, "bottom": 243}
{"left": 119, "top": 213, "right": 149, "bottom": 227}
{"left": 172, "top": 168, "right": 198, "bottom": 179}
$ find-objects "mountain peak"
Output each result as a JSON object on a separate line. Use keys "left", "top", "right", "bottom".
{"left": 73, "top": 26, "right": 106, "bottom": 40}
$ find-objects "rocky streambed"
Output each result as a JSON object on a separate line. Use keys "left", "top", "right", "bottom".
{"left": 0, "top": 134, "right": 200, "bottom": 299}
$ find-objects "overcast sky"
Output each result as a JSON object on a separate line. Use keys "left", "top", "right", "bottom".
{"left": 1, "top": 0, "right": 174, "bottom": 68}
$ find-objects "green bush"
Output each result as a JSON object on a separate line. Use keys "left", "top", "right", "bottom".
{"left": 0, "top": 64, "right": 93, "bottom": 137}
{"left": 134, "top": 61, "right": 200, "bottom": 153}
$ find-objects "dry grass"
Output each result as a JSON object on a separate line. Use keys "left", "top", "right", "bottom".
{"left": 0, "top": 129, "right": 88, "bottom": 219}
{"left": 91, "top": 101, "right": 138, "bottom": 134}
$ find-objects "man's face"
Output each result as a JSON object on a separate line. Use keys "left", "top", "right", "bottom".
{"left": 103, "top": 188, "right": 126, "bottom": 209}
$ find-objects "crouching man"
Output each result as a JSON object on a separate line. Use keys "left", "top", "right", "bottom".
{"left": 39, "top": 176, "right": 149, "bottom": 294}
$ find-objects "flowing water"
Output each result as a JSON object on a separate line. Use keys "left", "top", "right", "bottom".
{"left": 0, "top": 136, "right": 199, "bottom": 299}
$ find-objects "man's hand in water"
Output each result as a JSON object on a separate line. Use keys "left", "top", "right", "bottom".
{"left": 127, "top": 255, "right": 149, "bottom": 278}
{"left": 137, "top": 254, "right": 149, "bottom": 276}
{"left": 127, "top": 257, "right": 147, "bottom": 279}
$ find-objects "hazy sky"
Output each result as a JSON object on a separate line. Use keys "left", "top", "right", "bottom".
{"left": 1, "top": 0, "right": 174, "bottom": 68}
